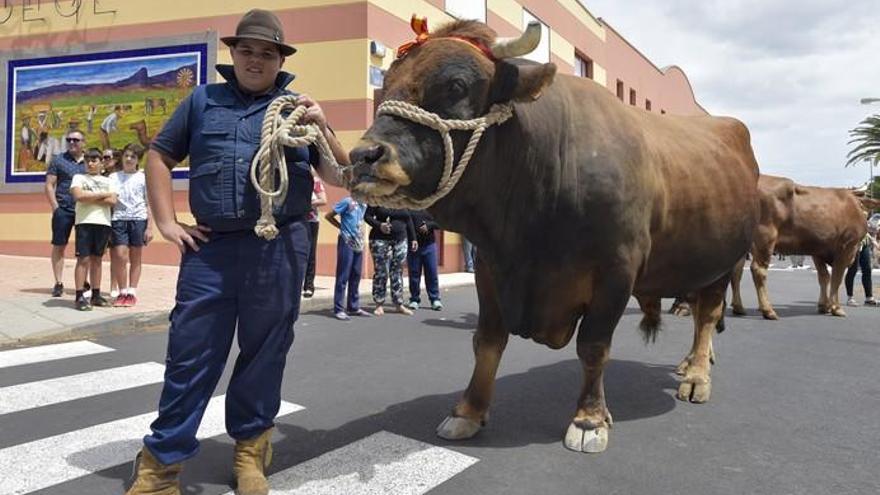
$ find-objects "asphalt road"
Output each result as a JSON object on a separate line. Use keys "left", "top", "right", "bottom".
{"left": 1, "top": 269, "right": 878, "bottom": 495}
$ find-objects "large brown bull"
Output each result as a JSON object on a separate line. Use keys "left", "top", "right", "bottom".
{"left": 348, "top": 19, "right": 759, "bottom": 453}
{"left": 731, "top": 175, "right": 867, "bottom": 319}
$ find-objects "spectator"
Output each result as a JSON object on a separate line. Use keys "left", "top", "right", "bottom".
{"left": 325, "top": 196, "right": 371, "bottom": 320}
{"left": 69, "top": 148, "right": 117, "bottom": 310}
{"left": 845, "top": 217, "right": 879, "bottom": 306}
{"left": 462, "top": 236, "right": 476, "bottom": 272}
{"left": 109, "top": 143, "right": 152, "bottom": 307}
{"left": 302, "top": 173, "right": 326, "bottom": 298}
{"left": 365, "top": 206, "right": 416, "bottom": 315}
{"left": 407, "top": 210, "right": 442, "bottom": 311}
{"left": 45, "top": 129, "right": 87, "bottom": 297}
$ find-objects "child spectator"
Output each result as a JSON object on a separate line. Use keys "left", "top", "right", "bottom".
{"left": 70, "top": 148, "right": 117, "bottom": 310}
{"left": 109, "top": 143, "right": 152, "bottom": 307}
{"left": 325, "top": 196, "right": 371, "bottom": 320}
{"left": 365, "top": 206, "right": 416, "bottom": 316}
{"left": 407, "top": 210, "right": 442, "bottom": 310}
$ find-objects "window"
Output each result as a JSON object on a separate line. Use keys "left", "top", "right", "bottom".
{"left": 629, "top": 89, "right": 637, "bottom": 106}
{"left": 575, "top": 53, "right": 593, "bottom": 79}
{"left": 446, "top": 0, "right": 486, "bottom": 22}
{"left": 522, "top": 10, "right": 550, "bottom": 64}
{"left": 645, "top": 99, "right": 652, "bottom": 111}
{"left": 616, "top": 80, "right": 624, "bottom": 101}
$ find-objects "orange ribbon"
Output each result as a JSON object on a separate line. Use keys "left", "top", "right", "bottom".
{"left": 395, "top": 15, "right": 497, "bottom": 61}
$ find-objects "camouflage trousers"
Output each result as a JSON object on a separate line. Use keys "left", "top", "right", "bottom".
{"left": 370, "top": 239, "right": 408, "bottom": 305}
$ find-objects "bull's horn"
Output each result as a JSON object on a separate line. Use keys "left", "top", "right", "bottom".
{"left": 490, "top": 21, "right": 542, "bottom": 59}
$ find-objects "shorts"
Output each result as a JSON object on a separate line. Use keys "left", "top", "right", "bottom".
{"left": 75, "top": 224, "right": 112, "bottom": 257}
{"left": 111, "top": 219, "right": 148, "bottom": 247}
{"left": 51, "top": 208, "right": 76, "bottom": 246}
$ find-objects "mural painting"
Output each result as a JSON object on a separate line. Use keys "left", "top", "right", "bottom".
{"left": 5, "top": 44, "right": 207, "bottom": 182}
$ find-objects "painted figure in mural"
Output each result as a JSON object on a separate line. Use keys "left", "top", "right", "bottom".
{"left": 125, "top": 9, "right": 350, "bottom": 495}
{"left": 99, "top": 105, "right": 122, "bottom": 150}
{"left": 86, "top": 104, "right": 97, "bottom": 133}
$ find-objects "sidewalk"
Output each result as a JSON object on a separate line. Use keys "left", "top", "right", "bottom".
{"left": 0, "top": 254, "right": 475, "bottom": 347}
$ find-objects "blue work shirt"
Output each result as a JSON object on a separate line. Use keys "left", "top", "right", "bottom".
{"left": 152, "top": 64, "right": 317, "bottom": 232}
{"left": 46, "top": 152, "right": 86, "bottom": 212}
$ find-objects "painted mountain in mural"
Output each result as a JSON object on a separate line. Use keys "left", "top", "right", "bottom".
{"left": 17, "top": 64, "right": 197, "bottom": 102}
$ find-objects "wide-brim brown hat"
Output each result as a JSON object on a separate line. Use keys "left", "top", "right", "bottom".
{"left": 221, "top": 9, "right": 296, "bottom": 56}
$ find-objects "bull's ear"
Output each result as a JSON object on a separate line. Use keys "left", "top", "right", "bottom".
{"left": 489, "top": 61, "right": 557, "bottom": 104}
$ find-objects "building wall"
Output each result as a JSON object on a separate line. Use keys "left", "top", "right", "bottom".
{"left": 0, "top": 0, "right": 705, "bottom": 276}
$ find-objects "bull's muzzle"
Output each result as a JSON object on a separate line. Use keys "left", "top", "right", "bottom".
{"left": 348, "top": 139, "right": 411, "bottom": 196}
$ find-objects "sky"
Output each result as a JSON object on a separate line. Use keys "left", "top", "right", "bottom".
{"left": 15, "top": 54, "right": 197, "bottom": 93}
{"left": 577, "top": 0, "right": 880, "bottom": 188}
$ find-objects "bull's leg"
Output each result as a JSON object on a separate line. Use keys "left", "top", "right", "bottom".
{"left": 437, "top": 256, "right": 508, "bottom": 440}
{"left": 827, "top": 256, "right": 851, "bottom": 317}
{"left": 566, "top": 271, "right": 633, "bottom": 454}
{"left": 730, "top": 256, "right": 747, "bottom": 315}
{"left": 677, "top": 278, "right": 726, "bottom": 403}
{"left": 750, "top": 249, "right": 778, "bottom": 320}
{"left": 675, "top": 325, "right": 716, "bottom": 376}
{"left": 814, "top": 257, "right": 831, "bottom": 314}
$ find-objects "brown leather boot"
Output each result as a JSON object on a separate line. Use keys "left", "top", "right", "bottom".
{"left": 125, "top": 447, "right": 182, "bottom": 495}
{"left": 233, "top": 428, "right": 274, "bottom": 495}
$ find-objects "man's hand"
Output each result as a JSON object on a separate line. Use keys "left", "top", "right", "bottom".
{"left": 296, "top": 94, "right": 327, "bottom": 132}
{"left": 411, "top": 240, "right": 419, "bottom": 252}
{"left": 144, "top": 227, "right": 154, "bottom": 245}
{"left": 418, "top": 223, "right": 429, "bottom": 235}
{"left": 380, "top": 221, "right": 392, "bottom": 234}
{"left": 157, "top": 220, "right": 211, "bottom": 254}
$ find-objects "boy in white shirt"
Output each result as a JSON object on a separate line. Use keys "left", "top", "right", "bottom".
{"left": 70, "top": 148, "right": 117, "bottom": 310}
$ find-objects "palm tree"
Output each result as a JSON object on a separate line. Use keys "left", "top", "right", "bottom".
{"left": 846, "top": 114, "right": 880, "bottom": 166}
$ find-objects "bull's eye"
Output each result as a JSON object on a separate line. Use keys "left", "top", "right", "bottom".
{"left": 448, "top": 79, "right": 469, "bottom": 100}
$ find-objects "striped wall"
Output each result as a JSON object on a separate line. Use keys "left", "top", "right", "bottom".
{"left": 0, "top": 0, "right": 705, "bottom": 274}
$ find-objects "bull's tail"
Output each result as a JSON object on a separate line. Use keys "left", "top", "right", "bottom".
{"left": 636, "top": 296, "right": 662, "bottom": 344}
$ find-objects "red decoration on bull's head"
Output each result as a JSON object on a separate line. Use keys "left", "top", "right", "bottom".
{"left": 395, "top": 14, "right": 498, "bottom": 62}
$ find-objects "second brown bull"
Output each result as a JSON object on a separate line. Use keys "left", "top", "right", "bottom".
{"left": 731, "top": 174, "right": 867, "bottom": 319}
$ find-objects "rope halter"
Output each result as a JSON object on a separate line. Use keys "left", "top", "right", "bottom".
{"left": 250, "top": 94, "right": 349, "bottom": 240}
{"left": 352, "top": 99, "right": 514, "bottom": 210}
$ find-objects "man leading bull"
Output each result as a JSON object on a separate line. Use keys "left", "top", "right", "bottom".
{"left": 126, "top": 9, "right": 348, "bottom": 495}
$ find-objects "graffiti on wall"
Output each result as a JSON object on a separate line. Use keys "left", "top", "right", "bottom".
{"left": 5, "top": 43, "right": 207, "bottom": 183}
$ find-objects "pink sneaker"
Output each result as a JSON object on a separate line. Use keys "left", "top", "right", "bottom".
{"left": 113, "top": 295, "right": 127, "bottom": 308}
{"left": 125, "top": 294, "right": 137, "bottom": 307}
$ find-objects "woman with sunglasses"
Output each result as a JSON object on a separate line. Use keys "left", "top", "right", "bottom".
{"left": 109, "top": 143, "right": 152, "bottom": 307}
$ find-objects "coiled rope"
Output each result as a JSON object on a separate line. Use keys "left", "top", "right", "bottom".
{"left": 250, "top": 95, "right": 348, "bottom": 240}
{"left": 351, "top": 100, "right": 514, "bottom": 210}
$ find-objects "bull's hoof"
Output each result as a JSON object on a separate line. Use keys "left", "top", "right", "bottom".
{"left": 731, "top": 304, "right": 746, "bottom": 316}
{"left": 672, "top": 306, "right": 691, "bottom": 318}
{"left": 817, "top": 305, "right": 830, "bottom": 315}
{"left": 677, "top": 376, "right": 711, "bottom": 403}
{"left": 830, "top": 307, "right": 846, "bottom": 317}
{"left": 761, "top": 310, "right": 779, "bottom": 320}
{"left": 436, "top": 416, "right": 481, "bottom": 440}
{"left": 674, "top": 358, "right": 689, "bottom": 376}
{"left": 564, "top": 422, "right": 609, "bottom": 453}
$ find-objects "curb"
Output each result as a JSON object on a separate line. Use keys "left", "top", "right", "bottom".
{"left": 1, "top": 278, "right": 475, "bottom": 349}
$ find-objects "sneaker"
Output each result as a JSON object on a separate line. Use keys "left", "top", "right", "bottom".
{"left": 846, "top": 297, "right": 858, "bottom": 307}
{"left": 125, "top": 294, "right": 137, "bottom": 307}
{"left": 51, "top": 283, "right": 64, "bottom": 297}
{"left": 396, "top": 304, "right": 414, "bottom": 316}
{"left": 431, "top": 300, "right": 443, "bottom": 311}
{"left": 334, "top": 311, "right": 351, "bottom": 321}
{"left": 91, "top": 294, "right": 110, "bottom": 307}
{"left": 303, "top": 288, "right": 314, "bottom": 298}
{"left": 407, "top": 301, "right": 419, "bottom": 311}
{"left": 865, "top": 298, "right": 878, "bottom": 306}
{"left": 113, "top": 295, "right": 127, "bottom": 307}
{"left": 75, "top": 298, "right": 91, "bottom": 311}
{"left": 349, "top": 308, "right": 372, "bottom": 317}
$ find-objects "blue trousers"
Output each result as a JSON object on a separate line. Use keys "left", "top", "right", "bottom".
{"left": 845, "top": 243, "right": 873, "bottom": 298}
{"left": 144, "top": 222, "right": 308, "bottom": 465}
{"left": 408, "top": 242, "right": 440, "bottom": 303}
{"left": 334, "top": 235, "right": 363, "bottom": 313}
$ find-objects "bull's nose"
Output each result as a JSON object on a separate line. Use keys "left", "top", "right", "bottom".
{"left": 350, "top": 143, "right": 387, "bottom": 167}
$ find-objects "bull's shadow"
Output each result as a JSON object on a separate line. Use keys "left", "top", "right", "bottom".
{"left": 421, "top": 312, "right": 478, "bottom": 331}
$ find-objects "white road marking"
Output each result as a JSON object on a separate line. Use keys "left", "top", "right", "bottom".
{"left": 0, "top": 341, "right": 113, "bottom": 369}
{"left": 222, "top": 431, "right": 478, "bottom": 495}
{"left": 0, "top": 362, "right": 166, "bottom": 415}
{"left": 0, "top": 396, "right": 304, "bottom": 495}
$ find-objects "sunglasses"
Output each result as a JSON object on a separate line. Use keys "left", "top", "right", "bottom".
{"left": 66, "top": 138, "right": 82, "bottom": 143}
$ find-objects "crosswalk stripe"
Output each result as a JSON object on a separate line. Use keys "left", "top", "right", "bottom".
{"left": 0, "top": 341, "right": 113, "bottom": 369}
{"left": 0, "top": 362, "right": 166, "bottom": 415}
{"left": 222, "top": 431, "right": 478, "bottom": 495}
{"left": 0, "top": 396, "right": 304, "bottom": 495}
